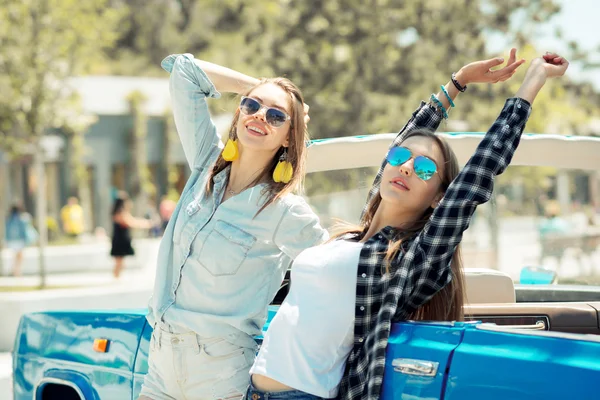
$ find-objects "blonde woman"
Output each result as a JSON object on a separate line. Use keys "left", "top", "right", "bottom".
{"left": 139, "top": 54, "right": 328, "bottom": 400}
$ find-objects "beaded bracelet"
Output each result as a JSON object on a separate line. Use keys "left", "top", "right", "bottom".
{"left": 440, "top": 85, "right": 455, "bottom": 108}
{"left": 430, "top": 94, "right": 448, "bottom": 119}
{"left": 451, "top": 72, "right": 467, "bottom": 92}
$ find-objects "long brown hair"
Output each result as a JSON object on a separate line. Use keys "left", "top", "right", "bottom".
{"left": 333, "top": 129, "right": 466, "bottom": 322}
{"left": 206, "top": 78, "right": 308, "bottom": 215}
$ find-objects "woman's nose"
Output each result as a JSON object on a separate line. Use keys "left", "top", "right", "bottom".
{"left": 253, "top": 106, "right": 268, "bottom": 121}
{"left": 398, "top": 159, "right": 413, "bottom": 176}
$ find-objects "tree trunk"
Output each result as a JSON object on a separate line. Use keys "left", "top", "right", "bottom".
{"left": 34, "top": 144, "right": 47, "bottom": 288}
{"left": 71, "top": 131, "right": 94, "bottom": 233}
{"left": 127, "top": 91, "right": 153, "bottom": 217}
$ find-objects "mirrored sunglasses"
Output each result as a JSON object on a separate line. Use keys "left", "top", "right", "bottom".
{"left": 385, "top": 146, "right": 438, "bottom": 181}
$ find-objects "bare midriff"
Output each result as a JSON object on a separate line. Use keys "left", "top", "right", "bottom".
{"left": 251, "top": 374, "right": 295, "bottom": 392}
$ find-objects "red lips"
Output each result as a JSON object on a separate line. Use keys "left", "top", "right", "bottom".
{"left": 391, "top": 176, "right": 410, "bottom": 191}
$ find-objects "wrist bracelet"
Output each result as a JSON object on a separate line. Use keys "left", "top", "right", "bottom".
{"left": 440, "top": 85, "right": 455, "bottom": 108}
{"left": 451, "top": 72, "right": 467, "bottom": 92}
{"left": 430, "top": 94, "right": 448, "bottom": 119}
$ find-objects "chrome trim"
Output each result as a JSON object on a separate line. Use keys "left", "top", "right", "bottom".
{"left": 34, "top": 377, "right": 86, "bottom": 400}
{"left": 476, "top": 323, "right": 600, "bottom": 342}
{"left": 466, "top": 315, "right": 551, "bottom": 331}
{"left": 392, "top": 358, "right": 439, "bottom": 377}
{"left": 498, "top": 320, "right": 547, "bottom": 330}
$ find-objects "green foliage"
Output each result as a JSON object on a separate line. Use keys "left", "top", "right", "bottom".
{"left": 2, "top": 0, "right": 599, "bottom": 211}
{"left": 0, "top": 0, "right": 123, "bottom": 154}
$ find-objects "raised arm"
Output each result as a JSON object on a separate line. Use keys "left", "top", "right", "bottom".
{"left": 161, "top": 54, "right": 259, "bottom": 170}
{"left": 362, "top": 49, "right": 525, "bottom": 216}
{"left": 398, "top": 54, "right": 569, "bottom": 315}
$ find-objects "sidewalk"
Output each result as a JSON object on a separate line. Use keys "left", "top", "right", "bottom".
{"left": 0, "top": 267, "right": 155, "bottom": 290}
{"left": 0, "top": 237, "right": 160, "bottom": 276}
{"left": 0, "top": 353, "right": 11, "bottom": 400}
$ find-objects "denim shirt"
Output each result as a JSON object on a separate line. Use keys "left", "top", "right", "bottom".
{"left": 147, "top": 53, "right": 329, "bottom": 349}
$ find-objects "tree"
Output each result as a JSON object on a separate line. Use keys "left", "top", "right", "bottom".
{"left": 0, "top": 0, "right": 122, "bottom": 286}
{"left": 127, "top": 90, "right": 155, "bottom": 213}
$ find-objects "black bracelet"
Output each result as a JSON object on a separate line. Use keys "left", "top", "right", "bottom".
{"left": 451, "top": 72, "right": 467, "bottom": 92}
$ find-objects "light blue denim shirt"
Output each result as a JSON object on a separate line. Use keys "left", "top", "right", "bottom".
{"left": 147, "top": 53, "right": 329, "bottom": 349}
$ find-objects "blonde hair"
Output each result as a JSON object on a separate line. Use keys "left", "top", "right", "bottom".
{"left": 206, "top": 78, "right": 308, "bottom": 215}
{"left": 332, "top": 129, "right": 466, "bottom": 322}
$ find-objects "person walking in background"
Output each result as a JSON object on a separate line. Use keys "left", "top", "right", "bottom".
{"left": 60, "top": 196, "right": 85, "bottom": 238}
{"left": 5, "top": 203, "right": 37, "bottom": 277}
{"left": 158, "top": 195, "right": 176, "bottom": 233}
{"left": 110, "top": 193, "right": 152, "bottom": 278}
{"left": 144, "top": 199, "right": 162, "bottom": 238}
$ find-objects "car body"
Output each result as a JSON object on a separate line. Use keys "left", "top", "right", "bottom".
{"left": 13, "top": 307, "right": 600, "bottom": 400}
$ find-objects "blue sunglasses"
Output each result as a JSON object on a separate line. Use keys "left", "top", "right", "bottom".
{"left": 385, "top": 146, "right": 438, "bottom": 181}
{"left": 240, "top": 96, "right": 291, "bottom": 128}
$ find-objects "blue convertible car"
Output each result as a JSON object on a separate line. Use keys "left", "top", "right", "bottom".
{"left": 12, "top": 133, "right": 600, "bottom": 399}
{"left": 12, "top": 306, "right": 600, "bottom": 400}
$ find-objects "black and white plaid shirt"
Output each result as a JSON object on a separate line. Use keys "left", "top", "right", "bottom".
{"left": 336, "top": 97, "right": 532, "bottom": 400}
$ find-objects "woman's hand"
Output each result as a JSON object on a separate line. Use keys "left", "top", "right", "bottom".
{"left": 303, "top": 103, "right": 310, "bottom": 127}
{"left": 535, "top": 52, "right": 570, "bottom": 79}
{"left": 515, "top": 53, "right": 569, "bottom": 104}
{"left": 435, "top": 48, "right": 525, "bottom": 111}
{"left": 455, "top": 48, "right": 526, "bottom": 86}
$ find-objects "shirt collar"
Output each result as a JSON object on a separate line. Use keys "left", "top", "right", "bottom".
{"left": 213, "top": 165, "right": 230, "bottom": 186}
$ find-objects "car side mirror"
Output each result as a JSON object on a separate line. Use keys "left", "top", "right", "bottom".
{"left": 519, "top": 266, "right": 557, "bottom": 285}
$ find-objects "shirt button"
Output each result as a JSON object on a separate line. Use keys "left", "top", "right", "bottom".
{"left": 517, "top": 104, "right": 521, "bottom": 108}
{"left": 360, "top": 306, "right": 365, "bottom": 311}
{"left": 358, "top": 337, "right": 364, "bottom": 343}
{"left": 361, "top": 273, "right": 367, "bottom": 278}
{"left": 505, "top": 124, "right": 510, "bottom": 129}
{"left": 172, "top": 338, "right": 180, "bottom": 344}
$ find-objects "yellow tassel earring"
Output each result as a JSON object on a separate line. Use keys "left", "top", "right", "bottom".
{"left": 222, "top": 138, "right": 239, "bottom": 161}
{"left": 273, "top": 148, "right": 293, "bottom": 184}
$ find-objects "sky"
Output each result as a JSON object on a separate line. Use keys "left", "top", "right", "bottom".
{"left": 487, "top": 0, "right": 599, "bottom": 89}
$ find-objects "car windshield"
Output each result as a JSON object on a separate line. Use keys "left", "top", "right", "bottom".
{"left": 303, "top": 133, "right": 600, "bottom": 298}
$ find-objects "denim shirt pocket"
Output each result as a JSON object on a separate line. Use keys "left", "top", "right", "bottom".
{"left": 196, "top": 220, "right": 257, "bottom": 277}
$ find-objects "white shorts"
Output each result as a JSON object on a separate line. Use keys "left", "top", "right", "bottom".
{"left": 139, "top": 325, "right": 255, "bottom": 400}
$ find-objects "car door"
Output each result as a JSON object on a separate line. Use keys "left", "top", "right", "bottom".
{"left": 444, "top": 324, "right": 600, "bottom": 400}
{"left": 380, "top": 321, "right": 474, "bottom": 400}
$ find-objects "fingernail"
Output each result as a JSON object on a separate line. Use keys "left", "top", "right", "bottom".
{"left": 498, "top": 58, "right": 504, "bottom": 62}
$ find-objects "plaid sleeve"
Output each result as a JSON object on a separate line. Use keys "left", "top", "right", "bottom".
{"left": 361, "top": 102, "right": 443, "bottom": 219}
{"left": 399, "top": 97, "right": 532, "bottom": 315}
